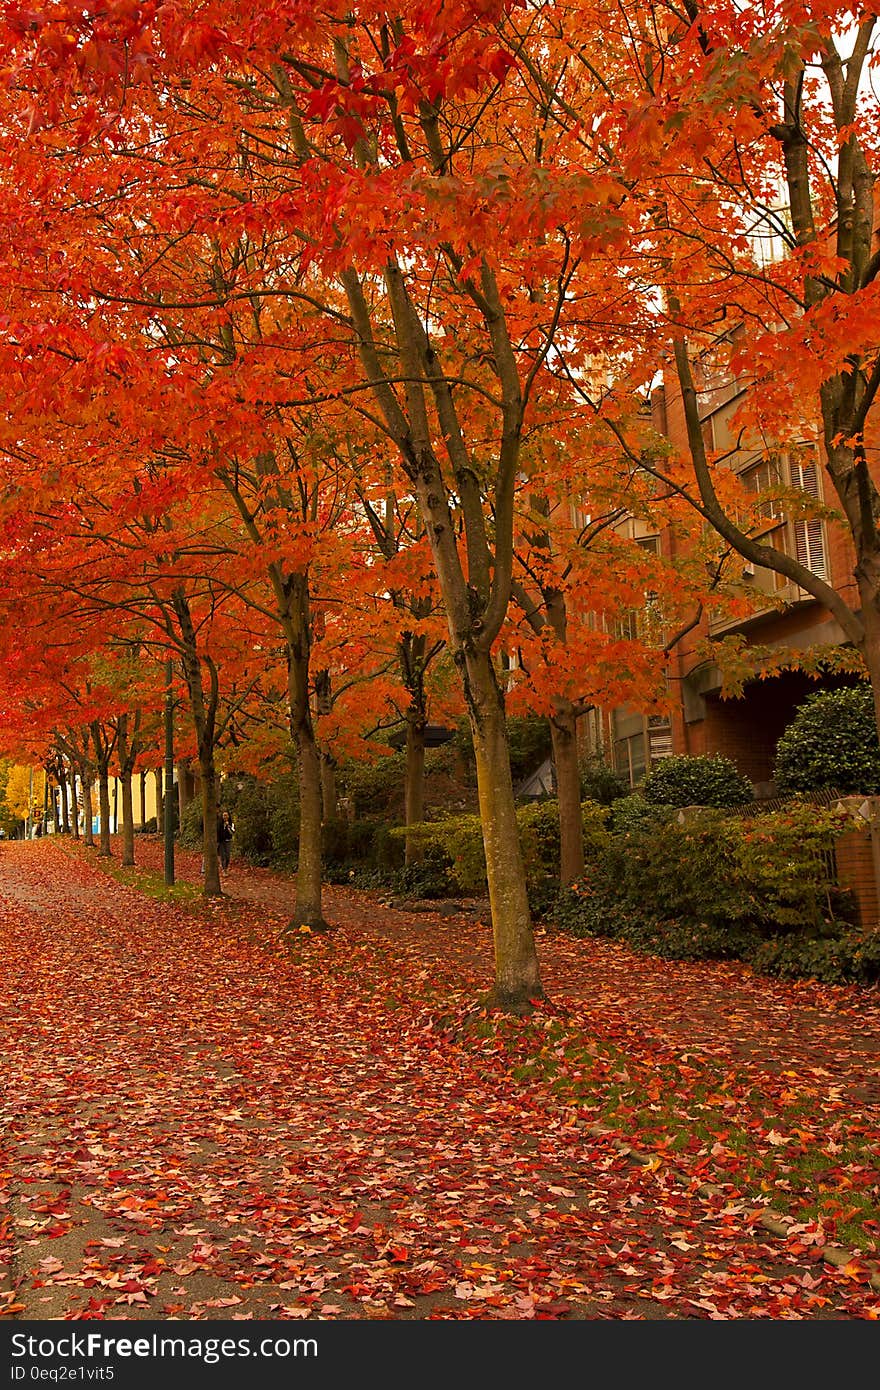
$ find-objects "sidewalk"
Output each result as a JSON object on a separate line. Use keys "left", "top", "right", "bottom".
{"left": 1, "top": 839, "right": 877, "bottom": 1320}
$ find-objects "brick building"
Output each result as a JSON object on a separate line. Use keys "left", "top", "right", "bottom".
{"left": 587, "top": 359, "right": 869, "bottom": 796}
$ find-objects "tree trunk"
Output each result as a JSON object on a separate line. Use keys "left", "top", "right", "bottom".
{"left": 858, "top": 569, "right": 880, "bottom": 739}
{"left": 199, "top": 754, "right": 222, "bottom": 896}
{"left": 58, "top": 771, "right": 70, "bottom": 834}
{"left": 178, "top": 761, "right": 193, "bottom": 821}
{"left": 82, "top": 777, "right": 94, "bottom": 846}
{"left": 70, "top": 775, "right": 80, "bottom": 840}
{"left": 320, "top": 752, "right": 337, "bottom": 823}
{"left": 295, "top": 724, "right": 326, "bottom": 928}
{"left": 550, "top": 702, "right": 584, "bottom": 886}
{"left": 120, "top": 770, "right": 135, "bottom": 867}
{"left": 283, "top": 574, "right": 327, "bottom": 931}
{"left": 463, "top": 649, "right": 543, "bottom": 1011}
{"left": 97, "top": 769, "right": 111, "bottom": 856}
{"left": 156, "top": 768, "right": 164, "bottom": 836}
{"left": 139, "top": 770, "right": 147, "bottom": 829}
{"left": 404, "top": 715, "right": 426, "bottom": 864}
{"left": 171, "top": 589, "right": 222, "bottom": 899}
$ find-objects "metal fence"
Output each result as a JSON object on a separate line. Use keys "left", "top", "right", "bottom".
{"left": 729, "top": 787, "right": 851, "bottom": 819}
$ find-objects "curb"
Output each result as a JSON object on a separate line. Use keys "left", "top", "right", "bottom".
{"left": 586, "top": 1122, "right": 880, "bottom": 1293}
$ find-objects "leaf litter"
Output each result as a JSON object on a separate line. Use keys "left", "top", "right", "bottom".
{"left": 0, "top": 839, "right": 877, "bottom": 1320}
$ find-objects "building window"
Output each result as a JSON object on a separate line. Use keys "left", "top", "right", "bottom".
{"left": 615, "top": 534, "right": 661, "bottom": 642}
{"left": 615, "top": 731, "right": 647, "bottom": 786}
{"left": 582, "top": 706, "right": 604, "bottom": 757}
{"left": 732, "top": 447, "right": 828, "bottom": 593}
{"left": 741, "top": 457, "right": 784, "bottom": 527}
{"left": 648, "top": 716, "right": 673, "bottom": 762}
{"left": 789, "top": 451, "right": 828, "bottom": 581}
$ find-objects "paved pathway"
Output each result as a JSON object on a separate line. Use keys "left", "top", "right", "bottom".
{"left": 1, "top": 840, "right": 878, "bottom": 1320}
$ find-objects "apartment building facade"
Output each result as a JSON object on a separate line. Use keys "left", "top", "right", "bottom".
{"left": 588, "top": 360, "right": 867, "bottom": 794}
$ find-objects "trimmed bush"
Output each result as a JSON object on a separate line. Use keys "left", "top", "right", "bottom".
{"left": 641, "top": 753, "right": 752, "bottom": 808}
{"left": 751, "top": 928, "right": 880, "bottom": 984}
{"left": 775, "top": 685, "right": 880, "bottom": 794}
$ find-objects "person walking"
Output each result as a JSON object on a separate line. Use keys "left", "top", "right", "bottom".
{"left": 217, "top": 809, "right": 234, "bottom": 870}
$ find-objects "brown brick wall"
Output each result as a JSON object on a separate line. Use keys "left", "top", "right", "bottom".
{"left": 836, "top": 830, "right": 880, "bottom": 929}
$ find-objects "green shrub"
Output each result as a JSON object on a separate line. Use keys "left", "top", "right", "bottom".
{"left": 221, "top": 776, "right": 274, "bottom": 865}
{"left": 615, "top": 803, "right": 847, "bottom": 935}
{"left": 346, "top": 819, "right": 383, "bottom": 863}
{"left": 322, "top": 817, "right": 350, "bottom": 865}
{"left": 340, "top": 754, "right": 407, "bottom": 819}
{"left": 391, "top": 799, "right": 610, "bottom": 914}
{"left": 373, "top": 823, "right": 405, "bottom": 872}
{"left": 516, "top": 800, "right": 562, "bottom": 916}
{"left": 392, "top": 843, "right": 456, "bottom": 899}
{"left": 415, "top": 813, "right": 487, "bottom": 895}
{"left": 775, "top": 685, "right": 880, "bottom": 794}
{"left": 178, "top": 798, "right": 202, "bottom": 848}
{"left": 507, "top": 716, "right": 553, "bottom": 783}
{"left": 553, "top": 802, "right": 867, "bottom": 983}
{"left": 579, "top": 755, "right": 629, "bottom": 805}
{"left": 641, "top": 753, "right": 752, "bottom": 808}
{"left": 610, "top": 793, "right": 674, "bottom": 835}
{"left": 751, "top": 928, "right": 880, "bottom": 984}
{"left": 266, "top": 774, "right": 299, "bottom": 864}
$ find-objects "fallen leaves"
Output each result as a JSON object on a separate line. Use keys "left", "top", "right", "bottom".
{"left": 0, "top": 838, "right": 877, "bottom": 1322}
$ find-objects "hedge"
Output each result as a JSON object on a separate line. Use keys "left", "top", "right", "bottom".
{"left": 553, "top": 801, "right": 877, "bottom": 983}
{"left": 640, "top": 753, "right": 752, "bottom": 809}
{"left": 395, "top": 799, "right": 611, "bottom": 914}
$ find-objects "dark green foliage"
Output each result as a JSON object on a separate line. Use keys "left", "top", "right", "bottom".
{"left": 401, "top": 813, "right": 486, "bottom": 894}
{"left": 372, "top": 823, "right": 405, "bottom": 872}
{"left": 641, "top": 753, "right": 752, "bottom": 808}
{"left": 553, "top": 803, "right": 872, "bottom": 984}
{"left": 751, "top": 929, "right": 880, "bottom": 984}
{"left": 178, "top": 798, "right": 202, "bottom": 848}
{"left": 221, "top": 776, "right": 274, "bottom": 865}
{"left": 610, "top": 794, "right": 674, "bottom": 834}
{"left": 340, "top": 754, "right": 407, "bottom": 820}
{"left": 506, "top": 716, "right": 553, "bottom": 783}
{"left": 345, "top": 819, "right": 383, "bottom": 863}
{"left": 393, "top": 799, "right": 610, "bottom": 917}
{"left": 775, "top": 685, "right": 880, "bottom": 794}
{"left": 322, "top": 817, "right": 350, "bottom": 865}
{"left": 578, "top": 755, "right": 629, "bottom": 806}
{"left": 266, "top": 774, "right": 299, "bottom": 864}
{"left": 436, "top": 714, "right": 551, "bottom": 790}
{"left": 553, "top": 878, "right": 761, "bottom": 961}
{"left": 392, "top": 844, "right": 456, "bottom": 899}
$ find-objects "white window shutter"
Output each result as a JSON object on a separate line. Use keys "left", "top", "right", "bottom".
{"left": 790, "top": 451, "right": 827, "bottom": 579}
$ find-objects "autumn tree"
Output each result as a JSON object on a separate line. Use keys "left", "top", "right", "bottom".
{"left": 0, "top": 0, "right": 719, "bottom": 1007}
{"left": 552, "top": 3, "right": 880, "bottom": 727}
